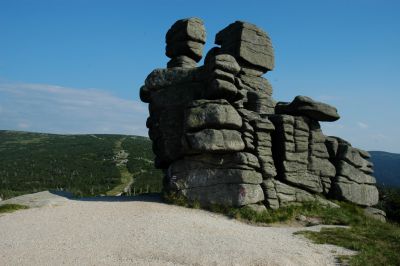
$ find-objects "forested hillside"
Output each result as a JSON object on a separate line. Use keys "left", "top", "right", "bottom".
{"left": 0, "top": 130, "right": 162, "bottom": 200}
{"left": 369, "top": 151, "right": 400, "bottom": 188}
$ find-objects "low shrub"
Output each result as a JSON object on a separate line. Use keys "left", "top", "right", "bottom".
{"left": 0, "top": 204, "right": 28, "bottom": 214}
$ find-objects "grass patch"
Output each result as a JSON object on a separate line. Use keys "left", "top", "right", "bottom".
{"left": 296, "top": 220, "right": 400, "bottom": 266}
{"left": 0, "top": 204, "right": 28, "bottom": 214}
{"left": 290, "top": 202, "right": 400, "bottom": 265}
{"left": 227, "top": 201, "right": 366, "bottom": 225}
{"left": 106, "top": 167, "right": 133, "bottom": 196}
{"left": 164, "top": 192, "right": 365, "bottom": 225}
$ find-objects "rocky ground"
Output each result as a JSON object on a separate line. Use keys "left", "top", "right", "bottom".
{"left": 0, "top": 191, "right": 354, "bottom": 266}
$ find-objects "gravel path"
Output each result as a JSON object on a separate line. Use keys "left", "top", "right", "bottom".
{"left": 0, "top": 192, "right": 354, "bottom": 266}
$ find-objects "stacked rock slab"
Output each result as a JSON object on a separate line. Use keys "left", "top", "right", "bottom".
{"left": 166, "top": 18, "right": 206, "bottom": 68}
{"left": 326, "top": 137, "right": 379, "bottom": 206}
{"left": 140, "top": 18, "right": 381, "bottom": 210}
{"left": 141, "top": 67, "right": 205, "bottom": 168}
{"left": 264, "top": 97, "right": 339, "bottom": 209}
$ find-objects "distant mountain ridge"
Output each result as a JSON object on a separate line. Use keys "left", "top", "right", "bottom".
{"left": 369, "top": 151, "right": 400, "bottom": 188}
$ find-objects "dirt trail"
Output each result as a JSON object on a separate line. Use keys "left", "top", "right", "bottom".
{"left": 106, "top": 137, "right": 134, "bottom": 196}
{"left": 0, "top": 193, "right": 354, "bottom": 266}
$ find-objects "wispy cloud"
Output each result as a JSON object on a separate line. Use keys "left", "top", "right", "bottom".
{"left": 0, "top": 81, "right": 148, "bottom": 136}
{"left": 323, "top": 123, "right": 345, "bottom": 129}
{"left": 370, "top": 133, "right": 389, "bottom": 141}
{"left": 17, "top": 122, "right": 30, "bottom": 129}
{"left": 357, "top": 121, "right": 368, "bottom": 129}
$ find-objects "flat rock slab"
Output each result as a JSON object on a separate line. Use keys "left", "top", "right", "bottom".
{"left": 0, "top": 191, "right": 72, "bottom": 208}
{"left": 215, "top": 20, "right": 274, "bottom": 72}
{"left": 185, "top": 128, "right": 245, "bottom": 152}
{"left": 276, "top": 96, "right": 340, "bottom": 122}
{"left": 0, "top": 192, "right": 354, "bottom": 266}
{"left": 166, "top": 17, "right": 206, "bottom": 44}
{"left": 185, "top": 99, "right": 242, "bottom": 130}
{"left": 332, "top": 181, "right": 379, "bottom": 206}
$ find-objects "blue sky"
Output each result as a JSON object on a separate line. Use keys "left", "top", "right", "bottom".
{"left": 0, "top": 0, "right": 399, "bottom": 152}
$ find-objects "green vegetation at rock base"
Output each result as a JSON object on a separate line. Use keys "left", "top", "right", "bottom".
{"left": 165, "top": 192, "right": 400, "bottom": 266}
{"left": 297, "top": 218, "right": 400, "bottom": 266}
{"left": 0, "top": 204, "right": 28, "bottom": 214}
{"left": 377, "top": 186, "right": 400, "bottom": 222}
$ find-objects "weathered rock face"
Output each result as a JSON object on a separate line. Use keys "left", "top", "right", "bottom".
{"left": 140, "top": 18, "right": 380, "bottom": 210}
{"left": 215, "top": 21, "right": 274, "bottom": 74}
{"left": 326, "top": 137, "right": 379, "bottom": 206}
{"left": 166, "top": 18, "right": 206, "bottom": 67}
{"left": 269, "top": 115, "right": 335, "bottom": 194}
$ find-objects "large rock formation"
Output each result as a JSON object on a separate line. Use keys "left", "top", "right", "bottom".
{"left": 140, "top": 18, "right": 380, "bottom": 210}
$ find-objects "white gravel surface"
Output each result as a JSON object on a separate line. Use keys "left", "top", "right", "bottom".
{"left": 0, "top": 192, "right": 354, "bottom": 266}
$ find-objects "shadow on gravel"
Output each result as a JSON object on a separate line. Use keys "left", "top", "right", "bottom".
{"left": 49, "top": 190, "right": 164, "bottom": 203}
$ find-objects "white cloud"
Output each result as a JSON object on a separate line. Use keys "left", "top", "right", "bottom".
{"left": 0, "top": 81, "right": 148, "bottom": 136}
{"left": 357, "top": 121, "right": 368, "bottom": 129}
{"left": 17, "top": 122, "right": 30, "bottom": 129}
